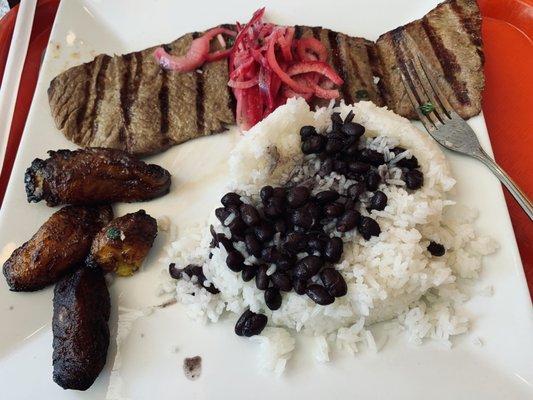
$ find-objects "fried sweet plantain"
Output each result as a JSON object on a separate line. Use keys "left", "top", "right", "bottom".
{"left": 52, "top": 267, "right": 110, "bottom": 391}
{"left": 87, "top": 210, "right": 158, "bottom": 276}
{"left": 2, "top": 205, "right": 113, "bottom": 291}
{"left": 25, "top": 148, "right": 171, "bottom": 206}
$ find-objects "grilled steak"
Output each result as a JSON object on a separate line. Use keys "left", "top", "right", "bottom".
{"left": 48, "top": 0, "right": 483, "bottom": 155}
{"left": 48, "top": 26, "right": 236, "bottom": 156}
{"left": 294, "top": 26, "right": 383, "bottom": 107}
{"left": 374, "top": 0, "right": 483, "bottom": 119}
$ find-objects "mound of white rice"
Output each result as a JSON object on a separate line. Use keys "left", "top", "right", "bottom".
{"left": 163, "top": 98, "right": 497, "bottom": 374}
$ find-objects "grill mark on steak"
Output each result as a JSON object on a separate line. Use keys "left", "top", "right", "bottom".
{"left": 159, "top": 70, "right": 170, "bottom": 134}
{"left": 75, "top": 63, "right": 93, "bottom": 128}
{"left": 192, "top": 32, "right": 205, "bottom": 132}
{"left": 449, "top": 0, "right": 484, "bottom": 63}
{"left": 421, "top": 16, "right": 470, "bottom": 105}
{"left": 120, "top": 54, "right": 133, "bottom": 126}
{"left": 328, "top": 30, "right": 352, "bottom": 104}
{"left": 311, "top": 26, "right": 322, "bottom": 40}
{"left": 294, "top": 25, "right": 303, "bottom": 39}
{"left": 389, "top": 28, "right": 413, "bottom": 100}
{"left": 89, "top": 55, "right": 111, "bottom": 141}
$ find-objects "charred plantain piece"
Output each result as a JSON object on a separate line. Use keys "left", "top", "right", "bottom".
{"left": 2, "top": 205, "right": 113, "bottom": 291}
{"left": 52, "top": 267, "right": 110, "bottom": 391}
{"left": 25, "top": 147, "right": 171, "bottom": 206}
{"left": 88, "top": 210, "right": 158, "bottom": 276}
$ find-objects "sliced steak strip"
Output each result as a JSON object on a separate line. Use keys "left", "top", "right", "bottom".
{"left": 374, "top": 0, "right": 483, "bottom": 119}
{"left": 48, "top": 27, "right": 236, "bottom": 156}
{"left": 295, "top": 26, "right": 383, "bottom": 107}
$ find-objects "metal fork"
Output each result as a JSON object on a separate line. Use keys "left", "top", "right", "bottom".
{"left": 399, "top": 47, "right": 533, "bottom": 220}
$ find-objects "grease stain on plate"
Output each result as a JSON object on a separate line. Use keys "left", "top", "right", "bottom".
{"left": 183, "top": 356, "right": 202, "bottom": 381}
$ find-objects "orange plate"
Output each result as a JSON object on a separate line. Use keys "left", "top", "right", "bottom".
{"left": 0, "top": 0, "right": 531, "bottom": 294}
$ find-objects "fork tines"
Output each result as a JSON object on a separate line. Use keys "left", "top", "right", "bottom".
{"left": 397, "top": 37, "right": 457, "bottom": 132}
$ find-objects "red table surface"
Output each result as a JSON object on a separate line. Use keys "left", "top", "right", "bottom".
{"left": 0, "top": 0, "right": 532, "bottom": 294}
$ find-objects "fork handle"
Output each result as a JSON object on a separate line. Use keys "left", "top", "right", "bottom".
{"left": 476, "top": 148, "right": 533, "bottom": 220}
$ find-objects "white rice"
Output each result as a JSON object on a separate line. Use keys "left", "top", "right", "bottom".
{"left": 163, "top": 98, "right": 497, "bottom": 374}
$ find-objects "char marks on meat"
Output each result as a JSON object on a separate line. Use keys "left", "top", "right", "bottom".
{"left": 48, "top": 27, "right": 236, "bottom": 156}
{"left": 374, "top": 0, "right": 483, "bottom": 119}
{"left": 47, "top": 0, "right": 483, "bottom": 155}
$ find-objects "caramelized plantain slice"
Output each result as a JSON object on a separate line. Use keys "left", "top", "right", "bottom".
{"left": 87, "top": 210, "right": 158, "bottom": 276}
{"left": 2, "top": 205, "right": 113, "bottom": 291}
{"left": 25, "top": 148, "right": 171, "bottom": 206}
{"left": 52, "top": 267, "right": 110, "bottom": 391}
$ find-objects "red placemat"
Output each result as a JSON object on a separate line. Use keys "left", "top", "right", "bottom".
{"left": 0, "top": 0, "right": 532, "bottom": 293}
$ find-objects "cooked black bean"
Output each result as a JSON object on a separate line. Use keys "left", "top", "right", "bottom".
{"left": 255, "top": 264, "right": 270, "bottom": 290}
{"left": 324, "top": 237, "right": 343, "bottom": 262}
{"left": 359, "top": 149, "right": 385, "bottom": 166}
{"left": 306, "top": 284, "right": 335, "bottom": 305}
{"left": 272, "top": 187, "right": 286, "bottom": 199}
{"left": 215, "top": 207, "right": 231, "bottom": 224}
{"left": 235, "top": 310, "right": 252, "bottom": 336}
{"left": 315, "top": 190, "right": 339, "bottom": 205}
{"left": 332, "top": 160, "right": 347, "bottom": 175}
{"left": 404, "top": 169, "right": 424, "bottom": 190}
{"left": 300, "top": 125, "right": 317, "bottom": 139}
{"left": 348, "top": 182, "right": 366, "bottom": 199}
{"left": 168, "top": 263, "right": 180, "bottom": 279}
{"left": 264, "top": 196, "right": 285, "bottom": 218}
{"left": 320, "top": 268, "right": 347, "bottom": 297}
{"left": 287, "top": 186, "right": 311, "bottom": 208}
{"left": 307, "top": 234, "right": 327, "bottom": 253}
{"left": 344, "top": 143, "right": 360, "bottom": 157}
{"left": 235, "top": 310, "right": 267, "bottom": 337}
{"left": 326, "top": 138, "right": 344, "bottom": 155}
{"left": 261, "top": 246, "right": 281, "bottom": 263}
{"left": 293, "top": 278, "right": 308, "bottom": 295}
{"left": 324, "top": 202, "right": 344, "bottom": 218}
{"left": 348, "top": 161, "right": 371, "bottom": 174}
{"left": 276, "top": 253, "right": 295, "bottom": 272}
{"left": 427, "top": 241, "right": 446, "bottom": 256}
{"left": 214, "top": 233, "right": 233, "bottom": 252}
{"left": 282, "top": 232, "right": 308, "bottom": 254}
{"left": 221, "top": 192, "right": 242, "bottom": 207}
{"left": 331, "top": 112, "right": 343, "bottom": 130}
{"left": 226, "top": 251, "right": 245, "bottom": 272}
{"left": 241, "top": 265, "right": 258, "bottom": 282}
{"left": 343, "top": 197, "right": 357, "bottom": 211}
{"left": 336, "top": 210, "right": 360, "bottom": 232}
{"left": 397, "top": 156, "right": 419, "bottom": 170}
{"left": 171, "top": 264, "right": 219, "bottom": 294}
{"left": 318, "top": 158, "right": 333, "bottom": 177}
{"left": 307, "top": 202, "right": 322, "bottom": 220}
{"left": 290, "top": 207, "right": 314, "bottom": 230}
{"left": 271, "top": 272, "right": 292, "bottom": 292}
{"left": 369, "top": 191, "right": 387, "bottom": 211}
{"left": 293, "top": 256, "right": 323, "bottom": 280}
{"left": 264, "top": 288, "right": 282, "bottom": 310}
{"left": 301, "top": 135, "right": 325, "bottom": 154}
{"left": 274, "top": 219, "right": 287, "bottom": 235}
{"left": 357, "top": 216, "right": 381, "bottom": 240}
{"left": 228, "top": 216, "right": 247, "bottom": 237}
{"left": 392, "top": 147, "right": 419, "bottom": 169}
{"left": 260, "top": 185, "right": 274, "bottom": 203}
{"left": 344, "top": 110, "right": 355, "bottom": 123}
{"left": 365, "top": 170, "right": 381, "bottom": 191}
{"left": 254, "top": 222, "right": 275, "bottom": 242}
{"left": 245, "top": 233, "right": 262, "bottom": 258}
{"left": 341, "top": 122, "right": 365, "bottom": 137}
{"left": 240, "top": 204, "right": 261, "bottom": 226}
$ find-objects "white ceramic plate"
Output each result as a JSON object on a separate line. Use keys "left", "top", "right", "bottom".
{"left": 0, "top": 0, "right": 532, "bottom": 399}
